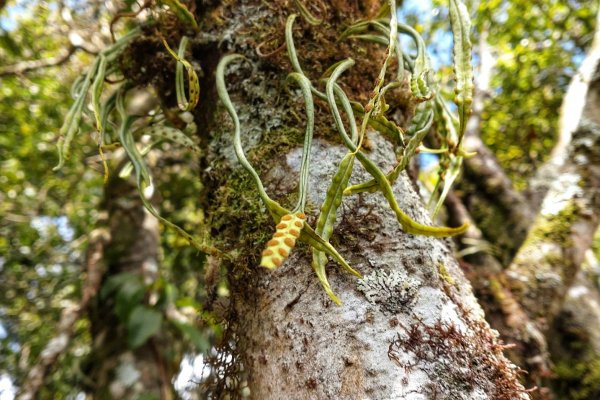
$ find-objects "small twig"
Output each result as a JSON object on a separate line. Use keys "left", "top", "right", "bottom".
{"left": 109, "top": 0, "right": 151, "bottom": 42}
{"left": 0, "top": 45, "right": 78, "bottom": 77}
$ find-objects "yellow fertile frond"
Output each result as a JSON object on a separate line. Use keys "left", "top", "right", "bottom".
{"left": 260, "top": 212, "right": 306, "bottom": 269}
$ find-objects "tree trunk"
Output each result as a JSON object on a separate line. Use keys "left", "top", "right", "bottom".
{"left": 195, "top": 1, "right": 529, "bottom": 398}
{"left": 460, "top": 27, "right": 533, "bottom": 264}
{"left": 500, "top": 58, "right": 600, "bottom": 394}
{"left": 229, "top": 137, "right": 527, "bottom": 399}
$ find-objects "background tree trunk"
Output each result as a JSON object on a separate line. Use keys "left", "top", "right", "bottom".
{"left": 83, "top": 177, "right": 176, "bottom": 399}
{"left": 449, "top": 9, "right": 600, "bottom": 397}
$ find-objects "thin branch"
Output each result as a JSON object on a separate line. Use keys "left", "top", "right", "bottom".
{"left": 501, "top": 54, "right": 600, "bottom": 386}
{"left": 527, "top": 9, "right": 600, "bottom": 210}
{"left": 0, "top": 45, "right": 78, "bottom": 77}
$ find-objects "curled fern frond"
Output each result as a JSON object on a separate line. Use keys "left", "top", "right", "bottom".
{"left": 428, "top": 97, "right": 462, "bottom": 217}
{"left": 292, "top": 0, "right": 323, "bottom": 25}
{"left": 115, "top": 89, "right": 220, "bottom": 257}
{"left": 285, "top": 14, "right": 327, "bottom": 101}
{"left": 340, "top": 8, "right": 473, "bottom": 223}
{"left": 354, "top": 0, "right": 398, "bottom": 153}
{"left": 345, "top": 101, "right": 434, "bottom": 196}
{"left": 396, "top": 23, "right": 434, "bottom": 102}
{"left": 146, "top": 125, "right": 201, "bottom": 154}
{"left": 311, "top": 152, "right": 355, "bottom": 304}
{"left": 54, "top": 59, "right": 100, "bottom": 171}
{"left": 217, "top": 54, "right": 356, "bottom": 275}
{"left": 92, "top": 56, "right": 108, "bottom": 133}
{"left": 324, "top": 60, "right": 467, "bottom": 237}
{"left": 216, "top": 54, "right": 281, "bottom": 217}
{"left": 286, "top": 72, "right": 315, "bottom": 214}
{"left": 326, "top": 59, "right": 357, "bottom": 149}
{"left": 430, "top": 154, "right": 462, "bottom": 218}
{"left": 158, "top": 0, "right": 198, "bottom": 30}
{"left": 162, "top": 36, "right": 200, "bottom": 111}
{"left": 420, "top": 0, "right": 474, "bottom": 217}
{"left": 341, "top": 18, "right": 404, "bottom": 81}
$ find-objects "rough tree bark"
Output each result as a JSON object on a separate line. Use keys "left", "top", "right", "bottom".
{"left": 185, "top": 1, "right": 529, "bottom": 398}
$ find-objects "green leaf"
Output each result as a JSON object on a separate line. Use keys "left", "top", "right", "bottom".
{"left": 100, "top": 272, "right": 140, "bottom": 299}
{"left": 172, "top": 321, "right": 209, "bottom": 351}
{"left": 115, "top": 278, "right": 145, "bottom": 321}
{"left": 449, "top": 0, "right": 474, "bottom": 144}
{"left": 158, "top": 0, "right": 198, "bottom": 30}
{"left": 127, "top": 306, "right": 163, "bottom": 348}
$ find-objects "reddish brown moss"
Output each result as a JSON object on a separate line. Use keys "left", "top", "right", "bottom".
{"left": 388, "top": 310, "right": 531, "bottom": 399}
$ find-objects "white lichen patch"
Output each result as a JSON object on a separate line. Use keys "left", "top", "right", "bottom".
{"left": 568, "top": 284, "right": 590, "bottom": 299}
{"left": 392, "top": 367, "right": 430, "bottom": 400}
{"left": 540, "top": 171, "right": 583, "bottom": 216}
{"left": 535, "top": 269, "right": 563, "bottom": 288}
{"left": 468, "top": 387, "right": 491, "bottom": 400}
{"left": 357, "top": 269, "right": 420, "bottom": 314}
{"left": 412, "top": 286, "right": 445, "bottom": 325}
{"left": 285, "top": 146, "right": 304, "bottom": 176}
{"left": 440, "top": 301, "right": 468, "bottom": 333}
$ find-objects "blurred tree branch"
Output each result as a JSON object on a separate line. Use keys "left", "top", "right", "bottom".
{"left": 0, "top": 45, "right": 79, "bottom": 77}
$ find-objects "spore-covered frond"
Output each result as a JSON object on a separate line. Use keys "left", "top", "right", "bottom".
{"left": 261, "top": 213, "right": 306, "bottom": 269}
{"left": 162, "top": 36, "right": 200, "bottom": 112}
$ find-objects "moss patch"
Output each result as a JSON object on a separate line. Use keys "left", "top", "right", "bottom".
{"left": 437, "top": 262, "right": 457, "bottom": 287}
{"left": 524, "top": 200, "right": 580, "bottom": 248}
{"left": 553, "top": 358, "right": 600, "bottom": 400}
{"left": 205, "top": 124, "right": 309, "bottom": 271}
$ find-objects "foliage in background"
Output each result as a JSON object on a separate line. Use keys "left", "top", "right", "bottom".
{"left": 411, "top": 0, "right": 597, "bottom": 187}
{"left": 476, "top": 0, "right": 597, "bottom": 186}
{"left": 0, "top": 0, "right": 216, "bottom": 396}
{"left": 0, "top": 1, "right": 98, "bottom": 393}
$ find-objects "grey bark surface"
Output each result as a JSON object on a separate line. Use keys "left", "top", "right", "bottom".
{"left": 230, "top": 136, "right": 527, "bottom": 400}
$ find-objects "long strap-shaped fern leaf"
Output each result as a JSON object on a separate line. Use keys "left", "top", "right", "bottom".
{"left": 216, "top": 55, "right": 356, "bottom": 274}
{"left": 54, "top": 28, "right": 141, "bottom": 171}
